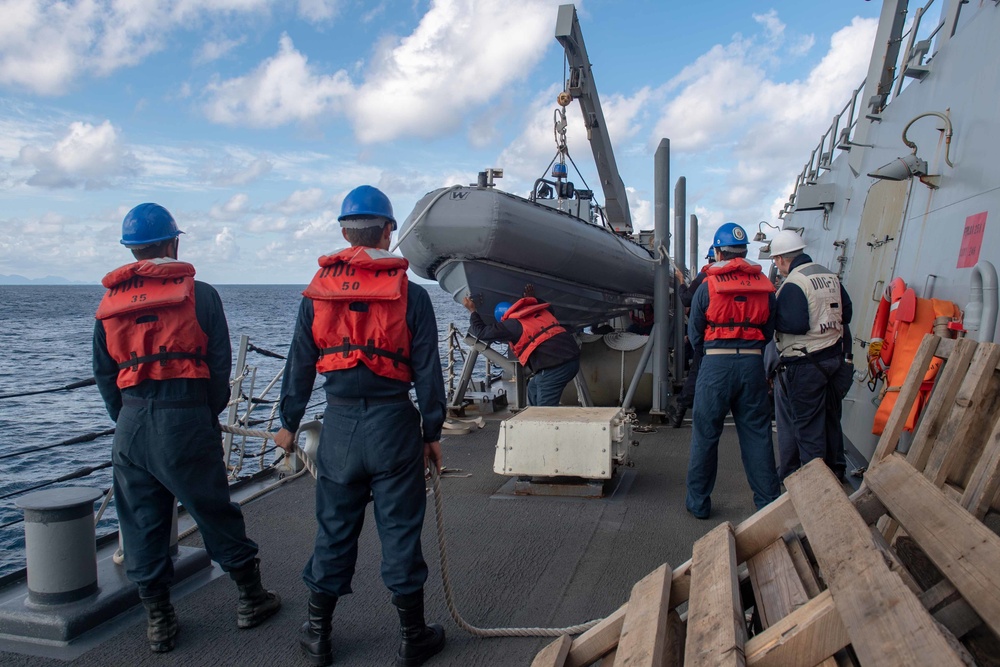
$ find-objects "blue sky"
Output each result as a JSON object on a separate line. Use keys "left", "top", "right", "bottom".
{"left": 0, "top": 0, "right": 883, "bottom": 285}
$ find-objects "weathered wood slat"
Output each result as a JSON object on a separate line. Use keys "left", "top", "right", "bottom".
{"left": 786, "top": 460, "right": 963, "bottom": 667}
{"left": 565, "top": 604, "right": 627, "bottom": 667}
{"left": 744, "top": 590, "right": 848, "bottom": 667}
{"left": 923, "top": 342, "right": 1000, "bottom": 487}
{"left": 746, "top": 539, "right": 809, "bottom": 629}
{"left": 684, "top": 523, "right": 745, "bottom": 667}
{"left": 865, "top": 454, "right": 1000, "bottom": 639}
{"left": 870, "top": 334, "right": 942, "bottom": 464}
{"left": 667, "top": 488, "right": 885, "bottom": 611}
{"left": 784, "top": 533, "right": 821, "bottom": 598}
{"left": 532, "top": 634, "right": 573, "bottom": 667}
{"left": 616, "top": 562, "right": 674, "bottom": 667}
{"left": 961, "top": 410, "right": 1000, "bottom": 518}
{"left": 903, "top": 336, "right": 978, "bottom": 472}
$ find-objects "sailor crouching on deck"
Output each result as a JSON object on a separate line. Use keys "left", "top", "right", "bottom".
{"left": 274, "top": 185, "right": 448, "bottom": 667}
{"left": 770, "top": 230, "right": 854, "bottom": 484}
{"left": 685, "top": 222, "right": 781, "bottom": 520}
{"left": 462, "top": 285, "right": 581, "bottom": 407}
{"left": 92, "top": 203, "right": 281, "bottom": 654}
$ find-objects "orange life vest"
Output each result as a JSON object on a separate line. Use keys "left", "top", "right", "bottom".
{"left": 501, "top": 297, "right": 567, "bottom": 364}
{"left": 95, "top": 260, "right": 210, "bottom": 389}
{"left": 703, "top": 258, "right": 775, "bottom": 342}
{"left": 305, "top": 247, "right": 412, "bottom": 383}
{"left": 868, "top": 277, "right": 908, "bottom": 376}
{"left": 872, "top": 295, "right": 962, "bottom": 435}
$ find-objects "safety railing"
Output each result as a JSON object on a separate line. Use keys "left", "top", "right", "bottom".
{"left": 778, "top": 0, "right": 961, "bottom": 222}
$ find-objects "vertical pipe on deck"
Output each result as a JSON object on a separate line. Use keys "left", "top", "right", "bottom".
{"left": 652, "top": 140, "right": 671, "bottom": 415}
{"left": 673, "top": 177, "right": 687, "bottom": 386}
{"left": 689, "top": 214, "right": 699, "bottom": 284}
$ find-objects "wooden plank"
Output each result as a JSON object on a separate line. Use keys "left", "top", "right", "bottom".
{"left": 744, "top": 590, "right": 849, "bottom": 667}
{"left": 961, "top": 410, "right": 1000, "bottom": 518}
{"left": 923, "top": 342, "right": 1000, "bottom": 486}
{"left": 868, "top": 526, "right": 921, "bottom": 596}
{"left": 616, "top": 562, "right": 673, "bottom": 667}
{"left": 566, "top": 604, "right": 626, "bottom": 667}
{"left": 532, "top": 635, "right": 573, "bottom": 667}
{"left": 684, "top": 522, "right": 746, "bottom": 667}
{"left": 784, "top": 533, "right": 821, "bottom": 598}
{"left": 870, "top": 334, "right": 942, "bottom": 463}
{"left": 904, "top": 336, "right": 978, "bottom": 472}
{"left": 600, "top": 648, "right": 617, "bottom": 666}
{"left": 668, "top": 487, "right": 885, "bottom": 611}
{"left": 865, "top": 454, "right": 1000, "bottom": 639}
{"left": 665, "top": 610, "right": 685, "bottom": 667}
{"left": 786, "top": 460, "right": 963, "bottom": 666}
{"left": 746, "top": 539, "right": 809, "bottom": 629}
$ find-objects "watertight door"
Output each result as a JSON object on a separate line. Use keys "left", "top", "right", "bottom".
{"left": 845, "top": 179, "right": 909, "bottom": 372}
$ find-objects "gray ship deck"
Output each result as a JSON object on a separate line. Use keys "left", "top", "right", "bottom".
{"left": 2, "top": 415, "right": 792, "bottom": 666}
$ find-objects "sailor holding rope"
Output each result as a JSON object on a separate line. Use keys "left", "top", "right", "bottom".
{"left": 274, "top": 185, "right": 448, "bottom": 667}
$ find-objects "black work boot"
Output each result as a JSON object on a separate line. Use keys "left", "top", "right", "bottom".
{"left": 392, "top": 590, "right": 446, "bottom": 667}
{"left": 231, "top": 559, "right": 282, "bottom": 629}
{"left": 140, "top": 590, "right": 178, "bottom": 653}
{"left": 671, "top": 406, "right": 687, "bottom": 428}
{"left": 299, "top": 591, "right": 337, "bottom": 666}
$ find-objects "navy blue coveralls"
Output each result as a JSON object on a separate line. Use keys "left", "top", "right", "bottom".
{"left": 467, "top": 310, "right": 580, "bottom": 407}
{"left": 773, "top": 253, "right": 854, "bottom": 482}
{"left": 685, "top": 272, "right": 781, "bottom": 518}
{"left": 93, "top": 281, "right": 258, "bottom": 596}
{"left": 278, "top": 281, "right": 446, "bottom": 599}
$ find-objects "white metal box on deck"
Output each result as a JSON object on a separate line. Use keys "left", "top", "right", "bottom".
{"left": 493, "top": 407, "right": 630, "bottom": 479}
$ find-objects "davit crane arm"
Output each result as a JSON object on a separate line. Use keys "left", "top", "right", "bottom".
{"left": 555, "top": 4, "right": 632, "bottom": 235}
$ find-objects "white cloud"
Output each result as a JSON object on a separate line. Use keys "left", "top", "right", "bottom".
{"left": 194, "top": 36, "right": 246, "bottom": 66}
{"left": 347, "top": 0, "right": 563, "bottom": 143}
{"left": 273, "top": 187, "right": 328, "bottom": 214}
{"left": 15, "top": 120, "right": 139, "bottom": 189}
{"left": 297, "top": 0, "right": 340, "bottom": 23}
{"left": 203, "top": 34, "right": 352, "bottom": 127}
{"left": 0, "top": 1, "right": 273, "bottom": 95}
{"left": 651, "top": 15, "right": 877, "bottom": 220}
{"left": 210, "top": 193, "right": 250, "bottom": 219}
{"left": 198, "top": 155, "right": 273, "bottom": 187}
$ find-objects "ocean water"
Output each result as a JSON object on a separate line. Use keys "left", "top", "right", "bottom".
{"left": 0, "top": 283, "right": 472, "bottom": 577}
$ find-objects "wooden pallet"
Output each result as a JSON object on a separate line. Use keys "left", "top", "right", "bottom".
{"left": 532, "top": 334, "right": 1000, "bottom": 667}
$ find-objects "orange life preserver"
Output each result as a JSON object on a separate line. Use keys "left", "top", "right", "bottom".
{"left": 868, "top": 277, "right": 908, "bottom": 377}
{"left": 871, "top": 295, "right": 963, "bottom": 435}
{"left": 305, "top": 248, "right": 413, "bottom": 383}
{"left": 502, "top": 297, "right": 567, "bottom": 364}
{"left": 95, "top": 260, "right": 210, "bottom": 389}
{"left": 703, "top": 258, "right": 775, "bottom": 342}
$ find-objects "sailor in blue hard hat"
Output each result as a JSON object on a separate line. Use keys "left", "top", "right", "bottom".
{"left": 274, "top": 184, "right": 448, "bottom": 667}
{"left": 94, "top": 203, "right": 281, "bottom": 653}
{"left": 683, "top": 221, "right": 780, "bottom": 519}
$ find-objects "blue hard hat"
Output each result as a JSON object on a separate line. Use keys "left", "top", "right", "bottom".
{"left": 494, "top": 301, "right": 512, "bottom": 321}
{"left": 706, "top": 249, "right": 715, "bottom": 260}
{"left": 713, "top": 222, "right": 748, "bottom": 248}
{"left": 120, "top": 203, "right": 183, "bottom": 247}
{"left": 339, "top": 185, "right": 397, "bottom": 230}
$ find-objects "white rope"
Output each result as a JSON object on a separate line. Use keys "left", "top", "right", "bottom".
{"left": 428, "top": 467, "right": 603, "bottom": 637}
{"left": 218, "top": 422, "right": 603, "bottom": 637}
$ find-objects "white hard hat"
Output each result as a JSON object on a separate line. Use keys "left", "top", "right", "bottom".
{"left": 769, "top": 229, "right": 807, "bottom": 257}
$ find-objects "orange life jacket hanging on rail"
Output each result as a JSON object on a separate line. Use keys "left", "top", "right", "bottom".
{"left": 95, "top": 259, "right": 210, "bottom": 389}
{"left": 305, "top": 247, "right": 413, "bottom": 383}
{"left": 870, "top": 278, "right": 963, "bottom": 435}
